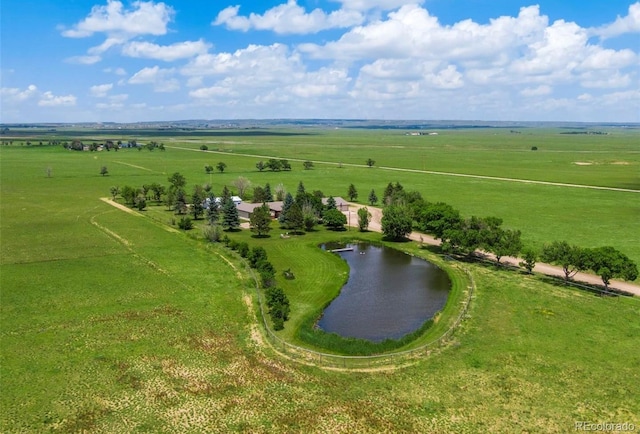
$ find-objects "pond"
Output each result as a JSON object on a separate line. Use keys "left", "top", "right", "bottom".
{"left": 318, "top": 243, "right": 451, "bottom": 342}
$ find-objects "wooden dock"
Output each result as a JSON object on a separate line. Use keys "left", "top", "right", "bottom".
{"left": 329, "top": 247, "right": 354, "bottom": 253}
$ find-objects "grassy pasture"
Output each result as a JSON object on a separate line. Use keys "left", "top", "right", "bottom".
{"left": 1, "top": 128, "right": 639, "bottom": 431}
{"left": 7, "top": 126, "right": 637, "bottom": 263}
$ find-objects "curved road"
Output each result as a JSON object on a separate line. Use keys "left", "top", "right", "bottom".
{"left": 343, "top": 203, "right": 640, "bottom": 297}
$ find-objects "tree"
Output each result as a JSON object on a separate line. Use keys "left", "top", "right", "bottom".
{"left": 205, "top": 164, "right": 214, "bottom": 174}
{"left": 253, "top": 186, "right": 267, "bottom": 203}
{"left": 274, "top": 183, "right": 286, "bottom": 201}
{"left": 418, "top": 202, "right": 463, "bottom": 239}
{"left": 303, "top": 160, "right": 314, "bottom": 170}
{"left": 287, "top": 203, "right": 304, "bottom": 233}
{"left": 357, "top": 207, "right": 371, "bottom": 232}
{"left": 206, "top": 198, "right": 220, "bottom": 226}
{"left": 280, "top": 159, "right": 291, "bottom": 171}
{"left": 264, "top": 183, "right": 273, "bottom": 202}
{"left": 366, "top": 158, "right": 375, "bottom": 167}
{"left": 221, "top": 197, "right": 240, "bottom": 230}
{"left": 110, "top": 186, "right": 120, "bottom": 200}
{"left": 216, "top": 161, "right": 227, "bottom": 173}
{"left": 265, "top": 287, "right": 290, "bottom": 330}
{"left": 248, "top": 246, "right": 268, "bottom": 268}
{"left": 220, "top": 185, "right": 232, "bottom": 202}
{"left": 168, "top": 172, "right": 186, "bottom": 190}
{"left": 302, "top": 203, "right": 318, "bottom": 232}
{"left": 250, "top": 203, "right": 272, "bottom": 237}
{"left": 232, "top": 176, "right": 251, "bottom": 199}
{"left": 584, "top": 246, "right": 638, "bottom": 290}
{"left": 200, "top": 144, "right": 208, "bottom": 151}
{"left": 368, "top": 189, "right": 378, "bottom": 205}
{"left": 487, "top": 229, "right": 522, "bottom": 263}
{"left": 257, "top": 260, "right": 277, "bottom": 288}
{"left": 266, "top": 159, "right": 282, "bottom": 172}
{"left": 519, "top": 248, "right": 537, "bottom": 274}
{"left": 135, "top": 194, "right": 146, "bottom": 211}
{"left": 541, "top": 241, "right": 589, "bottom": 282}
{"left": 325, "top": 196, "right": 337, "bottom": 211}
{"left": 278, "top": 193, "right": 295, "bottom": 227}
{"left": 347, "top": 183, "right": 358, "bottom": 201}
{"left": 383, "top": 182, "right": 404, "bottom": 205}
{"left": 173, "top": 189, "right": 188, "bottom": 215}
{"left": 191, "top": 185, "right": 206, "bottom": 220}
{"left": 296, "top": 181, "right": 306, "bottom": 197}
{"left": 100, "top": 166, "right": 108, "bottom": 176}
{"left": 256, "top": 161, "right": 266, "bottom": 172}
{"left": 149, "top": 183, "right": 165, "bottom": 202}
{"left": 441, "top": 216, "right": 498, "bottom": 257}
{"left": 381, "top": 205, "right": 413, "bottom": 240}
{"left": 121, "top": 185, "right": 137, "bottom": 206}
{"left": 323, "top": 208, "right": 347, "bottom": 230}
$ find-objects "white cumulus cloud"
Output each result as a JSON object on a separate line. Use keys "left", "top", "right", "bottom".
{"left": 122, "top": 39, "right": 211, "bottom": 61}
{"left": 213, "top": 1, "right": 364, "bottom": 34}
{"left": 593, "top": 2, "right": 640, "bottom": 39}
{"left": 62, "top": 0, "right": 174, "bottom": 38}
{"left": 90, "top": 83, "right": 113, "bottom": 97}
{"left": 129, "top": 66, "right": 180, "bottom": 92}
{"left": 38, "top": 91, "right": 77, "bottom": 107}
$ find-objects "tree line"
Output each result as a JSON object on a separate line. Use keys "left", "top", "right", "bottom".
{"left": 376, "top": 181, "right": 637, "bottom": 290}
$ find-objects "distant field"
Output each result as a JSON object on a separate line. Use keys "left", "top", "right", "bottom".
{"left": 4, "top": 127, "right": 637, "bottom": 263}
{"left": 1, "top": 127, "right": 639, "bottom": 431}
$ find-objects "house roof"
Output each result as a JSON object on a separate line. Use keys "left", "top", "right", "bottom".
{"left": 236, "top": 202, "right": 265, "bottom": 213}
{"left": 322, "top": 197, "right": 348, "bottom": 207}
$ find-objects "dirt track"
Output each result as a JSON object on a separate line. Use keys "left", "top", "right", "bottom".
{"left": 343, "top": 203, "right": 640, "bottom": 297}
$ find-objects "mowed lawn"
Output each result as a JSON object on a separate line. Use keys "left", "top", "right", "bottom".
{"left": 1, "top": 132, "right": 639, "bottom": 432}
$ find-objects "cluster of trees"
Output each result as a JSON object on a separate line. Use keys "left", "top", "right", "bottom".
{"left": 112, "top": 172, "right": 243, "bottom": 231}
{"left": 204, "top": 162, "right": 227, "bottom": 174}
{"left": 255, "top": 159, "right": 292, "bottom": 172}
{"left": 63, "top": 139, "right": 165, "bottom": 152}
{"left": 541, "top": 242, "right": 638, "bottom": 289}
{"left": 276, "top": 182, "right": 346, "bottom": 233}
{"left": 377, "top": 181, "right": 638, "bottom": 289}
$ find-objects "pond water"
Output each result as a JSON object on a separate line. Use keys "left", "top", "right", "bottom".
{"left": 317, "top": 243, "right": 451, "bottom": 342}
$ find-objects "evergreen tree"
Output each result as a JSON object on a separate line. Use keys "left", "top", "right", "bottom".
{"left": 221, "top": 197, "right": 240, "bottom": 230}
{"left": 191, "top": 185, "right": 206, "bottom": 220}
{"left": 174, "top": 188, "right": 188, "bottom": 215}
{"left": 287, "top": 203, "right": 304, "bottom": 232}
{"left": 297, "top": 181, "right": 306, "bottom": 196}
{"left": 264, "top": 183, "right": 273, "bottom": 202}
{"left": 368, "top": 189, "right": 378, "bottom": 205}
{"left": 221, "top": 185, "right": 232, "bottom": 202}
{"left": 206, "top": 199, "right": 220, "bottom": 225}
{"left": 347, "top": 183, "right": 358, "bottom": 201}
{"left": 278, "top": 193, "right": 295, "bottom": 227}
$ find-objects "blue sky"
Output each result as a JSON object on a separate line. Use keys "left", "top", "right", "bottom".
{"left": 1, "top": 0, "right": 639, "bottom": 123}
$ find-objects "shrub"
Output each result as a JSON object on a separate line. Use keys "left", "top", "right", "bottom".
{"left": 248, "top": 246, "right": 268, "bottom": 268}
{"left": 202, "top": 225, "right": 222, "bottom": 243}
{"left": 237, "top": 242, "right": 249, "bottom": 258}
{"left": 200, "top": 145, "right": 209, "bottom": 151}
{"left": 177, "top": 216, "right": 193, "bottom": 230}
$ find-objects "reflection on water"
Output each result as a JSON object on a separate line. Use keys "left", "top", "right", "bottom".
{"left": 318, "top": 243, "right": 451, "bottom": 342}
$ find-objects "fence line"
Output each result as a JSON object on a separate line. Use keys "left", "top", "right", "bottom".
{"left": 249, "top": 261, "right": 475, "bottom": 369}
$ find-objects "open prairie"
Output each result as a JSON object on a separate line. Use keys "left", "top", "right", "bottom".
{"left": 1, "top": 126, "right": 639, "bottom": 432}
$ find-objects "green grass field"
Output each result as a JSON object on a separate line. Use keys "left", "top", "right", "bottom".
{"left": 1, "top": 127, "right": 639, "bottom": 432}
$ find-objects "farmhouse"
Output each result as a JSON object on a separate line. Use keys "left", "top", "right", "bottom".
{"left": 235, "top": 197, "right": 348, "bottom": 220}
